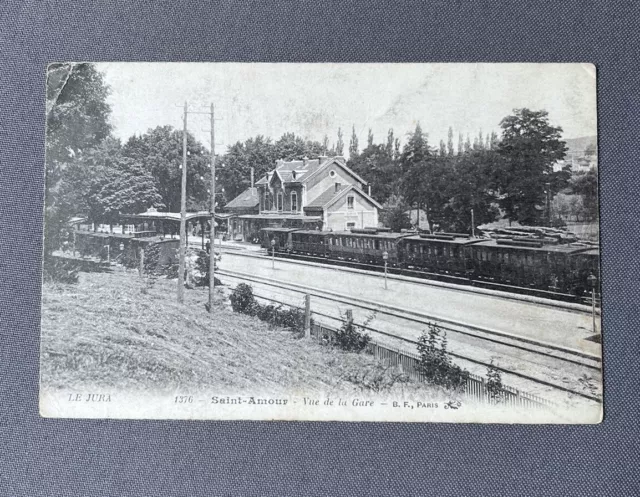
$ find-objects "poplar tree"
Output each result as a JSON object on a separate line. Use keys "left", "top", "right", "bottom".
{"left": 439, "top": 140, "right": 447, "bottom": 157}
{"left": 447, "top": 127, "right": 455, "bottom": 156}
{"left": 336, "top": 127, "right": 344, "bottom": 155}
{"left": 349, "top": 125, "right": 359, "bottom": 158}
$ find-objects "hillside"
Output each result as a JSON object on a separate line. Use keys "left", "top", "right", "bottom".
{"left": 40, "top": 267, "right": 432, "bottom": 397}
{"left": 564, "top": 135, "right": 597, "bottom": 157}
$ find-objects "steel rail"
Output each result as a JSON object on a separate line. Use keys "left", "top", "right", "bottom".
{"left": 218, "top": 247, "right": 599, "bottom": 315}
{"left": 220, "top": 271, "right": 601, "bottom": 403}
{"left": 218, "top": 267, "right": 600, "bottom": 364}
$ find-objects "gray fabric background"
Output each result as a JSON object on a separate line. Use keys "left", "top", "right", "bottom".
{"left": 1, "top": 1, "right": 638, "bottom": 496}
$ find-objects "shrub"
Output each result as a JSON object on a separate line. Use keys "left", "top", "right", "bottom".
{"left": 229, "top": 283, "right": 256, "bottom": 314}
{"left": 228, "top": 284, "right": 307, "bottom": 334}
{"left": 160, "top": 262, "right": 179, "bottom": 279}
{"left": 333, "top": 312, "right": 371, "bottom": 352}
{"left": 143, "top": 243, "right": 162, "bottom": 274}
{"left": 121, "top": 245, "right": 139, "bottom": 269}
{"left": 43, "top": 257, "right": 79, "bottom": 284}
{"left": 193, "top": 249, "right": 221, "bottom": 286}
{"left": 341, "top": 362, "right": 409, "bottom": 393}
{"left": 485, "top": 360, "right": 504, "bottom": 402}
{"left": 416, "top": 323, "right": 469, "bottom": 391}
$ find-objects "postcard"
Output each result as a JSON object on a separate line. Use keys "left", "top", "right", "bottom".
{"left": 40, "top": 63, "right": 601, "bottom": 422}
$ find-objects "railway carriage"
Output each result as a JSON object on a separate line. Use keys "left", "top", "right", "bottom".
{"left": 257, "top": 226, "right": 600, "bottom": 301}
{"left": 398, "top": 233, "right": 484, "bottom": 275}
{"left": 471, "top": 239, "right": 596, "bottom": 294}
{"left": 259, "top": 227, "right": 298, "bottom": 252}
{"left": 290, "top": 230, "right": 329, "bottom": 257}
{"left": 326, "top": 230, "right": 408, "bottom": 265}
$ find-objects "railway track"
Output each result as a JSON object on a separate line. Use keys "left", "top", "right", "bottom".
{"left": 217, "top": 247, "right": 599, "bottom": 315}
{"left": 217, "top": 267, "right": 602, "bottom": 404}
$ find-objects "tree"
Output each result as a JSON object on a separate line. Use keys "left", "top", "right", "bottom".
{"left": 386, "top": 129, "right": 395, "bottom": 156}
{"left": 439, "top": 140, "right": 447, "bottom": 157}
{"left": 447, "top": 127, "right": 454, "bottom": 157}
{"left": 367, "top": 128, "right": 374, "bottom": 148}
{"left": 380, "top": 201, "right": 412, "bottom": 232}
{"left": 273, "top": 132, "right": 308, "bottom": 160}
{"left": 349, "top": 125, "right": 359, "bottom": 158}
{"left": 60, "top": 138, "right": 164, "bottom": 227}
{"left": 493, "top": 108, "right": 570, "bottom": 225}
{"left": 86, "top": 162, "right": 164, "bottom": 226}
{"left": 335, "top": 127, "right": 344, "bottom": 156}
{"left": 464, "top": 134, "right": 472, "bottom": 153}
{"left": 440, "top": 149, "right": 500, "bottom": 232}
{"left": 45, "top": 63, "right": 113, "bottom": 256}
{"left": 399, "top": 124, "right": 451, "bottom": 230}
{"left": 348, "top": 143, "right": 399, "bottom": 204}
{"left": 122, "top": 126, "right": 211, "bottom": 212}
{"left": 570, "top": 168, "right": 599, "bottom": 220}
{"left": 322, "top": 134, "right": 329, "bottom": 154}
{"left": 458, "top": 132, "right": 464, "bottom": 155}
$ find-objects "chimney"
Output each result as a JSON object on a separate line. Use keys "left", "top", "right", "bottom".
{"left": 318, "top": 155, "right": 328, "bottom": 164}
{"left": 368, "top": 185, "right": 371, "bottom": 197}
{"left": 250, "top": 167, "right": 254, "bottom": 188}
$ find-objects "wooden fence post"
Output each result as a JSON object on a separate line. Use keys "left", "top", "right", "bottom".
{"left": 304, "top": 294, "right": 311, "bottom": 338}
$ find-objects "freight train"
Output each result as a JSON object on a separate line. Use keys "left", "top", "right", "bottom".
{"left": 259, "top": 227, "right": 600, "bottom": 300}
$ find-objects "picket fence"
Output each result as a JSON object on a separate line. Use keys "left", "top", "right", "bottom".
{"left": 243, "top": 287, "right": 555, "bottom": 410}
{"left": 309, "top": 322, "right": 555, "bottom": 410}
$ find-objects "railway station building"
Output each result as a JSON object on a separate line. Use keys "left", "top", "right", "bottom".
{"left": 225, "top": 156, "right": 381, "bottom": 241}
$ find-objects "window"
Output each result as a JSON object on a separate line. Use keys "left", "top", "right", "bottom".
{"left": 347, "top": 196, "right": 354, "bottom": 209}
{"left": 291, "top": 192, "right": 298, "bottom": 212}
{"left": 277, "top": 192, "right": 283, "bottom": 211}
{"left": 347, "top": 222, "right": 356, "bottom": 231}
{"left": 330, "top": 170, "right": 336, "bottom": 178}
{"left": 335, "top": 182, "right": 341, "bottom": 193}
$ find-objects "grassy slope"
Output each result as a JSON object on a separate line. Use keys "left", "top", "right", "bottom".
{"left": 41, "top": 267, "right": 430, "bottom": 397}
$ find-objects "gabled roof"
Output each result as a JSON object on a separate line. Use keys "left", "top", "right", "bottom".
{"left": 255, "top": 156, "right": 360, "bottom": 187}
{"left": 304, "top": 184, "right": 383, "bottom": 211}
{"left": 225, "top": 187, "right": 259, "bottom": 209}
{"left": 302, "top": 156, "right": 368, "bottom": 187}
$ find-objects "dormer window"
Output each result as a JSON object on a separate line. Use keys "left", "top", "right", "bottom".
{"left": 347, "top": 196, "right": 354, "bottom": 209}
{"left": 334, "top": 182, "right": 341, "bottom": 193}
{"left": 292, "top": 171, "right": 296, "bottom": 179}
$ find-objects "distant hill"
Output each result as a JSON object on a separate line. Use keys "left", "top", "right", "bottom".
{"left": 564, "top": 136, "right": 597, "bottom": 158}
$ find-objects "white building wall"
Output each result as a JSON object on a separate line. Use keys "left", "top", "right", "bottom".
{"left": 324, "top": 193, "right": 378, "bottom": 231}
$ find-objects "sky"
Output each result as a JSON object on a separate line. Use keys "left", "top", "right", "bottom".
{"left": 96, "top": 63, "right": 597, "bottom": 157}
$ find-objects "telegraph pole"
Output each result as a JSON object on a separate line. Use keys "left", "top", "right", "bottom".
{"left": 177, "top": 101, "right": 188, "bottom": 303}
{"left": 208, "top": 103, "right": 216, "bottom": 312}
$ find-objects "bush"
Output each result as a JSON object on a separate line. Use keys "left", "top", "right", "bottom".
{"left": 341, "top": 362, "right": 409, "bottom": 393}
{"left": 485, "top": 360, "right": 504, "bottom": 402}
{"left": 121, "top": 245, "right": 139, "bottom": 269}
{"left": 230, "top": 283, "right": 256, "bottom": 314}
{"left": 43, "top": 257, "right": 79, "bottom": 284}
{"left": 416, "top": 323, "right": 469, "bottom": 391}
{"left": 229, "top": 284, "right": 307, "bottom": 334}
{"left": 333, "top": 312, "right": 371, "bottom": 352}
{"left": 193, "top": 249, "right": 221, "bottom": 286}
{"left": 160, "top": 263, "right": 179, "bottom": 279}
{"left": 143, "top": 243, "right": 162, "bottom": 274}
{"left": 254, "top": 304, "right": 306, "bottom": 334}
